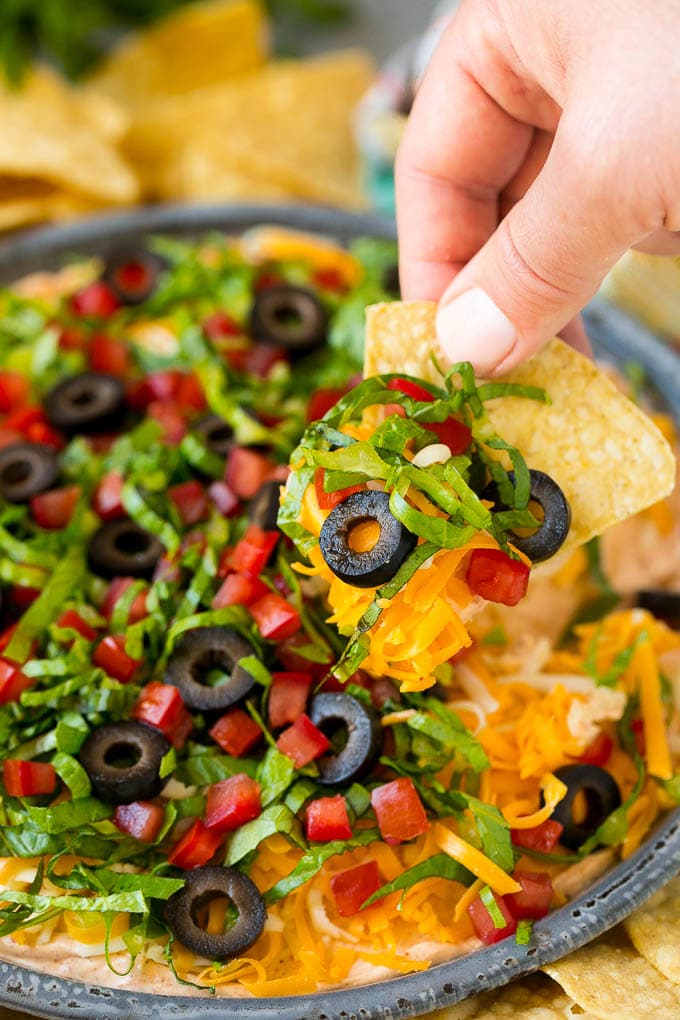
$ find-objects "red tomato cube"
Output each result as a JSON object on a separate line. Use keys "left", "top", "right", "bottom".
{"left": 370, "top": 777, "right": 430, "bottom": 844}
{"left": 313, "top": 468, "right": 364, "bottom": 510}
{"left": 506, "top": 871, "right": 553, "bottom": 921}
{"left": 305, "top": 795, "right": 352, "bottom": 841}
{"left": 0, "top": 658, "right": 33, "bottom": 704}
{"left": 56, "top": 610, "right": 97, "bottom": 642}
{"left": 268, "top": 671, "right": 312, "bottom": 729}
{"left": 147, "top": 400, "right": 186, "bottom": 444}
{"left": 93, "top": 635, "right": 140, "bottom": 684}
{"left": 203, "top": 311, "right": 242, "bottom": 340}
{"left": 276, "top": 632, "right": 331, "bottom": 678}
{"left": 207, "top": 481, "right": 240, "bottom": 517}
{"left": 468, "top": 891, "right": 517, "bottom": 944}
{"left": 169, "top": 480, "right": 208, "bottom": 526}
{"left": 423, "top": 418, "right": 472, "bottom": 455}
{"left": 209, "top": 709, "right": 262, "bottom": 757}
{"left": 93, "top": 470, "right": 125, "bottom": 520}
{"left": 89, "top": 333, "right": 131, "bottom": 376}
{"left": 230, "top": 524, "right": 279, "bottom": 576}
{"left": 306, "top": 387, "right": 347, "bottom": 422}
{"left": 132, "top": 682, "right": 193, "bottom": 749}
{"left": 579, "top": 732, "right": 613, "bottom": 767}
{"left": 331, "top": 860, "right": 383, "bottom": 917}
{"left": 386, "top": 378, "right": 434, "bottom": 402}
{"left": 212, "top": 572, "right": 269, "bottom": 610}
{"left": 0, "top": 372, "right": 29, "bottom": 413}
{"left": 276, "top": 714, "right": 330, "bottom": 768}
{"left": 466, "top": 548, "right": 530, "bottom": 607}
{"left": 168, "top": 819, "right": 223, "bottom": 869}
{"left": 70, "top": 281, "right": 120, "bottom": 318}
{"left": 30, "top": 486, "right": 80, "bottom": 529}
{"left": 113, "top": 801, "right": 165, "bottom": 843}
{"left": 249, "top": 592, "right": 301, "bottom": 641}
{"left": 205, "top": 773, "right": 262, "bottom": 833}
{"left": 101, "top": 577, "right": 149, "bottom": 625}
{"left": 511, "top": 819, "right": 564, "bottom": 854}
{"left": 225, "top": 447, "right": 274, "bottom": 500}
{"left": 175, "top": 372, "right": 206, "bottom": 412}
{"left": 3, "top": 760, "right": 57, "bottom": 798}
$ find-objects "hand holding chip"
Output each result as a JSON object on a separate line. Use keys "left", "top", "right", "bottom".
{"left": 395, "top": 0, "right": 680, "bottom": 377}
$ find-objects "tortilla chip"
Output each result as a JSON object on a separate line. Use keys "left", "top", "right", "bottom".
{"left": 431, "top": 974, "right": 597, "bottom": 1019}
{"left": 544, "top": 935, "right": 680, "bottom": 1018}
{"left": 0, "top": 66, "right": 138, "bottom": 205}
{"left": 623, "top": 876, "right": 680, "bottom": 985}
{"left": 364, "top": 302, "right": 676, "bottom": 555}
{"left": 89, "top": 0, "right": 269, "bottom": 108}
{"left": 0, "top": 178, "right": 106, "bottom": 231}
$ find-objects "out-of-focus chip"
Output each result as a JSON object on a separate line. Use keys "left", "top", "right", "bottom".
{"left": 89, "top": 0, "right": 269, "bottom": 108}
{"left": 544, "top": 936, "right": 680, "bottom": 1018}
{"left": 364, "top": 301, "right": 676, "bottom": 555}
{"left": 623, "top": 876, "right": 680, "bottom": 985}
{"left": 0, "top": 178, "right": 106, "bottom": 231}
{"left": 0, "top": 66, "right": 138, "bottom": 205}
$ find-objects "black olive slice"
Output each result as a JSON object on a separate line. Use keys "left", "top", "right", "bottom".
{"left": 102, "top": 249, "right": 165, "bottom": 305}
{"left": 44, "top": 373, "right": 127, "bottom": 434}
{"left": 483, "top": 469, "right": 571, "bottom": 562}
{"left": 249, "top": 480, "right": 281, "bottom": 532}
{"left": 165, "top": 866, "right": 266, "bottom": 960}
{"left": 0, "top": 443, "right": 60, "bottom": 503}
{"left": 87, "top": 519, "right": 163, "bottom": 579}
{"left": 192, "top": 413, "right": 234, "bottom": 459}
{"left": 165, "top": 626, "right": 257, "bottom": 712}
{"left": 549, "top": 764, "right": 622, "bottom": 850}
{"left": 636, "top": 590, "right": 680, "bottom": 630}
{"left": 319, "top": 490, "right": 417, "bottom": 588}
{"left": 79, "top": 721, "right": 169, "bottom": 804}
{"left": 249, "top": 285, "right": 327, "bottom": 355}
{"left": 309, "top": 693, "right": 382, "bottom": 785}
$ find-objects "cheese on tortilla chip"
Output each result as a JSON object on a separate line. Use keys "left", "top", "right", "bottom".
{"left": 364, "top": 301, "right": 676, "bottom": 555}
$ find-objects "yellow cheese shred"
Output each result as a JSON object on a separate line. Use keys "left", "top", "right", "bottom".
{"left": 433, "top": 823, "right": 520, "bottom": 895}
{"left": 636, "top": 637, "right": 673, "bottom": 780}
{"left": 502, "top": 773, "right": 568, "bottom": 829}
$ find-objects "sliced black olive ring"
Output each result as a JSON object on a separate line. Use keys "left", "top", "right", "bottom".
{"left": 549, "top": 764, "right": 622, "bottom": 850}
{"left": 249, "top": 480, "right": 282, "bottom": 532}
{"left": 249, "top": 284, "right": 327, "bottom": 355}
{"left": 636, "top": 590, "right": 680, "bottom": 630}
{"left": 319, "top": 490, "right": 417, "bottom": 588}
{"left": 0, "top": 443, "right": 60, "bottom": 503}
{"left": 165, "top": 866, "right": 266, "bottom": 961}
{"left": 192, "top": 413, "right": 234, "bottom": 459}
{"left": 102, "top": 248, "right": 165, "bottom": 305}
{"left": 87, "top": 519, "right": 164, "bottom": 579}
{"left": 165, "top": 626, "right": 257, "bottom": 712}
{"left": 309, "top": 693, "right": 382, "bottom": 786}
{"left": 44, "top": 372, "right": 127, "bottom": 434}
{"left": 79, "top": 721, "right": 169, "bottom": 804}
{"left": 484, "top": 469, "right": 571, "bottom": 562}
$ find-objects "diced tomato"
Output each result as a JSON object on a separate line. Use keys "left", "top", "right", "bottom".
{"left": 132, "top": 681, "right": 193, "bottom": 749}
{"left": 369, "top": 675, "right": 400, "bottom": 710}
{"left": 466, "top": 548, "right": 530, "bottom": 607}
{"left": 314, "top": 467, "right": 364, "bottom": 510}
{"left": 468, "top": 891, "right": 517, "bottom": 944}
{"left": 511, "top": 819, "right": 564, "bottom": 853}
{"left": 30, "top": 486, "right": 80, "bottom": 530}
{"left": 212, "top": 572, "right": 269, "bottom": 610}
{"left": 312, "top": 267, "right": 347, "bottom": 293}
{"left": 70, "top": 281, "right": 120, "bottom": 318}
{"left": 147, "top": 400, "right": 187, "bottom": 444}
{"left": 0, "top": 372, "right": 29, "bottom": 413}
{"left": 126, "top": 371, "right": 180, "bottom": 410}
{"left": 243, "top": 344, "right": 287, "bottom": 377}
{"left": 370, "top": 777, "right": 430, "bottom": 845}
{"left": 250, "top": 592, "right": 301, "bottom": 641}
{"left": 209, "top": 709, "right": 262, "bottom": 757}
{"left": 632, "top": 718, "right": 646, "bottom": 757}
{"left": 230, "top": 524, "right": 279, "bottom": 576}
{"left": 579, "top": 731, "right": 613, "bottom": 768}
{"left": 268, "top": 671, "right": 312, "bottom": 729}
{"left": 168, "top": 819, "right": 222, "bottom": 869}
{"left": 276, "top": 714, "right": 330, "bottom": 768}
{"left": 207, "top": 481, "right": 240, "bottom": 517}
{"left": 255, "top": 272, "right": 284, "bottom": 292}
{"left": 0, "top": 428, "right": 22, "bottom": 449}
{"left": 56, "top": 609, "right": 97, "bottom": 642}
{"left": 93, "top": 470, "right": 125, "bottom": 521}
{"left": 93, "top": 635, "right": 140, "bottom": 683}
{"left": 386, "top": 378, "right": 434, "bottom": 403}
{"left": 101, "top": 577, "right": 149, "bottom": 625}
{"left": 205, "top": 773, "right": 262, "bottom": 833}
{"left": 506, "top": 871, "right": 553, "bottom": 921}
{"left": 424, "top": 418, "right": 473, "bottom": 455}
{"left": 175, "top": 372, "right": 206, "bottom": 412}
{"left": 306, "top": 387, "right": 347, "bottom": 423}
{"left": 4, "top": 406, "right": 64, "bottom": 450}
{"left": 331, "top": 860, "right": 382, "bottom": 917}
{"left": 225, "top": 447, "right": 275, "bottom": 500}
{"left": 0, "top": 658, "right": 33, "bottom": 704}
{"left": 272, "top": 572, "right": 292, "bottom": 597}
{"left": 277, "top": 632, "right": 331, "bottom": 678}
{"left": 89, "top": 332, "right": 131, "bottom": 377}
{"left": 9, "top": 586, "right": 41, "bottom": 611}
{"left": 113, "top": 801, "right": 165, "bottom": 843}
{"left": 3, "top": 760, "right": 56, "bottom": 798}
{"left": 306, "top": 795, "right": 352, "bottom": 841}
{"left": 168, "top": 480, "right": 208, "bottom": 526}
{"left": 57, "top": 324, "right": 87, "bottom": 351}
{"left": 203, "top": 311, "right": 242, "bottom": 340}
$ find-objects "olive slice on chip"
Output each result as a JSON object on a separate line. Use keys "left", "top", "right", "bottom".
{"left": 319, "top": 490, "right": 417, "bottom": 588}
{"left": 0, "top": 443, "right": 59, "bottom": 503}
{"left": 249, "top": 284, "right": 327, "bottom": 355}
{"left": 102, "top": 249, "right": 166, "bottom": 305}
{"left": 44, "top": 372, "right": 126, "bottom": 434}
{"left": 79, "top": 721, "right": 169, "bottom": 804}
{"left": 165, "top": 866, "right": 266, "bottom": 960}
{"left": 549, "top": 764, "right": 622, "bottom": 850}
{"left": 484, "top": 469, "right": 571, "bottom": 562}
{"left": 165, "top": 626, "right": 257, "bottom": 712}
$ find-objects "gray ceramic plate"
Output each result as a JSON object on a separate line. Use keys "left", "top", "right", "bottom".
{"left": 0, "top": 203, "right": 678, "bottom": 1020}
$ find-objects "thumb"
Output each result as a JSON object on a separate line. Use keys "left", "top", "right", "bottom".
{"left": 435, "top": 127, "right": 646, "bottom": 376}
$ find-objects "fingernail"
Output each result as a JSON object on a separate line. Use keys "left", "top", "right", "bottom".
{"left": 436, "top": 288, "right": 516, "bottom": 376}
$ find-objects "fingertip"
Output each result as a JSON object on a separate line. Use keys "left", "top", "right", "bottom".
{"left": 435, "top": 287, "right": 518, "bottom": 376}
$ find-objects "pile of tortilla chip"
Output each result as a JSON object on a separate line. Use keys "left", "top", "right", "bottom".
{"left": 0, "top": 0, "right": 374, "bottom": 232}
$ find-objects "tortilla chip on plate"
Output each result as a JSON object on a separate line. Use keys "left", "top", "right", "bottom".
{"left": 623, "top": 876, "right": 680, "bottom": 985}
{"left": 0, "top": 177, "right": 109, "bottom": 231}
{"left": 544, "top": 935, "right": 680, "bottom": 1018}
{"left": 89, "top": 0, "right": 269, "bottom": 108}
{"left": 364, "top": 301, "right": 676, "bottom": 555}
{"left": 431, "top": 973, "right": 598, "bottom": 1018}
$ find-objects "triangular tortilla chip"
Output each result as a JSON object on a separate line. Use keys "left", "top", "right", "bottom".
{"left": 364, "top": 301, "right": 676, "bottom": 555}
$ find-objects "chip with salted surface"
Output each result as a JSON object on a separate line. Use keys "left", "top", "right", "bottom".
{"left": 623, "top": 876, "right": 680, "bottom": 986}
{"left": 429, "top": 973, "right": 597, "bottom": 1018}
{"left": 364, "top": 301, "right": 676, "bottom": 557}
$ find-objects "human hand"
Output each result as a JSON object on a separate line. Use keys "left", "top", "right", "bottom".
{"left": 396, "top": 0, "right": 680, "bottom": 376}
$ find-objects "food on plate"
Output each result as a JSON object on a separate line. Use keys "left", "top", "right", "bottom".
{"left": 0, "top": 227, "right": 677, "bottom": 1001}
